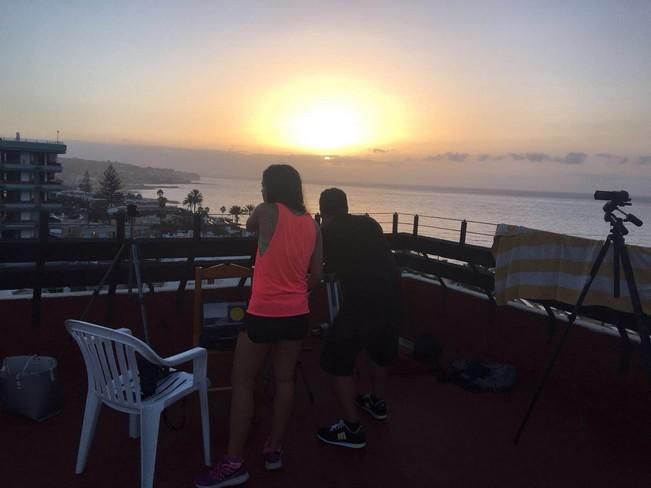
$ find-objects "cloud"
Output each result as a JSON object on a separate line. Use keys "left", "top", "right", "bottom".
{"left": 554, "top": 152, "right": 587, "bottom": 164}
{"left": 505, "top": 152, "right": 550, "bottom": 162}
{"left": 425, "top": 152, "right": 469, "bottom": 162}
{"left": 524, "top": 152, "right": 551, "bottom": 162}
{"left": 371, "top": 148, "right": 390, "bottom": 153}
{"left": 595, "top": 153, "right": 628, "bottom": 164}
{"left": 416, "top": 151, "right": 646, "bottom": 166}
{"left": 507, "top": 153, "right": 526, "bottom": 161}
{"left": 492, "top": 152, "right": 552, "bottom": 162}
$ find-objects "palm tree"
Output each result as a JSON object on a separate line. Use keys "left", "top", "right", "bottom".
{"left": 229, "top": 205, "right": 242, "bottom": 224}
{"left": 220, "top": 206, "right": 227, "bottom": 215}
{"left": 245, "top": 204, "right": 256, "bottom": 215}
{"left": 183, "top": 189, "right": 203, "bottom": 214}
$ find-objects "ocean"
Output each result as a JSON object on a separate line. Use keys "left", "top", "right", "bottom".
{"left": 140, "top": 177, "right": 651, "bottom": 248}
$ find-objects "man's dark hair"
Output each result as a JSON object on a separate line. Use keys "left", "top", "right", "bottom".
{"left": 262, "top": 164, "right": 306, "bottom": 213}
{"left": 319, "top": 188, "right": 348, "bottom": 217}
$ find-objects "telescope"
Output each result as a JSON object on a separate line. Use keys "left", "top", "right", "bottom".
{"left": 594, "top": 190, "right": 643, "bottom": 227}
{"left": 594, "top": 190, "right": 630, "bottom": 203}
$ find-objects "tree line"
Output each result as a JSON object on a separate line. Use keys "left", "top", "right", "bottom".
{"left": 77, "top": 163, "right": 255, "bottom": 224}
{"left": 180, "top": 188, "right": 255, "bottom": 223}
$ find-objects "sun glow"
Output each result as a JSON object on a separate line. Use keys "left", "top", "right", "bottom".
{"left": 251, "top": 76, "right": 407, "bottom": 154}
{"left": 284, "top": 102, "right": 367, "bottom": 152}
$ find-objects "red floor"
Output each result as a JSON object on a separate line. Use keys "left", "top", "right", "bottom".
{"left": 2, "top": 281, "right": 651, "bottom": 488}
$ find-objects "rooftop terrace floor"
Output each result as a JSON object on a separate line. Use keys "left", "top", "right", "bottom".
{"left": 2, "top": 282, "right": 651, "bottom": 488}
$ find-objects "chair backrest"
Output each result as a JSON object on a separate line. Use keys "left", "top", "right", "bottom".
{"left": 65, "top": 319, "right": 162, "bottom": 409}
{"left": 193, "top": 263, "right": 253, "bottom": 347}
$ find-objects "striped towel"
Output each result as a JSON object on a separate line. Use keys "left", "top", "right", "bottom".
{"left": 492, "top": 224, "right": 651, "bottom": 315}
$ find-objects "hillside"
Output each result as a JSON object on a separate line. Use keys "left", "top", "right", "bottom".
{"left": 59, "top": 157, "right": 200, "bottom": 188}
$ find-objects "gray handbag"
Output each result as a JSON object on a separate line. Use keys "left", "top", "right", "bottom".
{"left": 0, "top": 355, "right": 62, "bottom": 421}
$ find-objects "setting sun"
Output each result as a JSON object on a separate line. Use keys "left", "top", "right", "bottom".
{"left": 251, "top": 76, "right": 407, "bottom": 154}
{"left": 282, "top": 101, "right": 368, "bottom": 152}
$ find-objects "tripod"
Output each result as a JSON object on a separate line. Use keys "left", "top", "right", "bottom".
{"left": 81, "top": 205, "right": 154, "bottom": 343}
{"left": 514, "top": 195, "right": 649, "bottom": 444}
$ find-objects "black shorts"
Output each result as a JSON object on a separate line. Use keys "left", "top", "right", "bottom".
{"left": 320, "top": 298, "right": 400, "bottom": 376}
{"left": 243, "top": 313, "right": 310, "bottom": 344}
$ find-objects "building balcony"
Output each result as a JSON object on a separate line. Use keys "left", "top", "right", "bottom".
{"left": 0, "top": 202, "right": 63, "bottom": 210}
{"left": 0, "top": 222, "right": 38, "bottom": 230}
{"left": 0, "top": 181, "right": 64, "bottom": 191}
{"left": 0, "top": 162, "right": 63, "bottom": 172}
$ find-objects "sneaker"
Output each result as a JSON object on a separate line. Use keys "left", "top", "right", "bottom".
{"left": 356, "top": 393, "right": 388, "bottom": 420}
{"left": 194, "top": 457, "right": 250, "bottom": 488}
{"left": 316, "top": 419, "right": 367, "bottom": 448}
{"left": 263, "top": 440, "right": 283, "bottom": 471}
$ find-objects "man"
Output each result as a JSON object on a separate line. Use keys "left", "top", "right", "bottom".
{"left": 316, "top": 188, "right": 402, "bottom": 448}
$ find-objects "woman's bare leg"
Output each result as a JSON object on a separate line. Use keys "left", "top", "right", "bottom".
{"left": 268, "top": 340, "right": 302, "bottom": 450}
{"left": 227, "top": 332, "right": 271, "bottom": 457}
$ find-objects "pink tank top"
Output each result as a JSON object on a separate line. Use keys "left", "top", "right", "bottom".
{"left": 247, "top": 203, "right": 316, "bottom": 317}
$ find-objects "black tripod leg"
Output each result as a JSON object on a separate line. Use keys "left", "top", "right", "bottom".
{"left": 131, "top": 241, "right": 151, "bottom": 344}
{"left": 127, "top": 244, "right": 134, "bottom": 297}
{"left": 81, "top": 240, "right": 127, "bottom": 320}
{"left": 514, "top": 238, "right": 611, "bottom": 444}
{"left": 619, "top": 245, "right": 651, "bottom": 375}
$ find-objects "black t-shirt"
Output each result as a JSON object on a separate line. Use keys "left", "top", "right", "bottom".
{"left": 321, "top": 214, "right": 401, "bottom": 303}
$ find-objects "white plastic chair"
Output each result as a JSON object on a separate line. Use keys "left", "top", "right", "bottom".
{"left": 65, "top": 319, "right": 211, "bottom": 488}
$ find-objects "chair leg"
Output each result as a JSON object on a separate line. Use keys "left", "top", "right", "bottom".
{"left": 140, "top": 406, "right": 163, "bottom": 488}
{"left": 129, "top": 413, "right": 140, "bottom": 438}
{"left": 199, "top": 385, "right": 212, "bottom": 466}
{"left": 76, "top": 393, "right": 102, "bottom": 474}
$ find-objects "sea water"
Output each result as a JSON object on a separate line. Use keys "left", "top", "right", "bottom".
{"left": 140, "top": 177, "right": 651, "bottom": 248}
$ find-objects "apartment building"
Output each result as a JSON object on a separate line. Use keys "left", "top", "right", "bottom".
{"left": 0, "top": 134, "right": 67, "bottom": 238}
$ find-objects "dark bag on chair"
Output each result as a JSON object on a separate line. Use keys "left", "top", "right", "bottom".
{"left": 136, "top": 356, "right": 170, "bottom": 398}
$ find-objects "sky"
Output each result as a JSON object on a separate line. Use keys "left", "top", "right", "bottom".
{"left": 1, "top": 1, "right": 651, "bottom": 193}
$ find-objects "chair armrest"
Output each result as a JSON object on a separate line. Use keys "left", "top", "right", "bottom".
{"left": 161, "top": 347, "right": 207, "bottom": 367}
{"left": 161, "top": 347, "right": 208, "bottom": 385}
{"left": 116, "top": 328, "right": 133, "bottom": 335}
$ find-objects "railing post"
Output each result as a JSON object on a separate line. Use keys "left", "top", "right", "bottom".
{"left": 32, "top": 211, "right": 49, "bottom": 327}
{"left": 178, "top": 212, "right": 201, "bottom": 310}
{"left": 460, "top": 219, "right": 467, "bottom": 245}
{"left": 193, "top": 212, "right": 202, "bottom": 239}
{"left": 413, "top": 214, "right": 419, "bottom": 236}
{"left": 392, "top": 212, "right": 398, "bottom": 235}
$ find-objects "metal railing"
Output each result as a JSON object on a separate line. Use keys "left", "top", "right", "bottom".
{"left": 0, "top": 137, "right": 65, "bottom": 145}
{"left": 349, "top": 212, "right": 497, "bottom": 247}
{"left": 0, "top": 210, "right": 499, "bottom": 325}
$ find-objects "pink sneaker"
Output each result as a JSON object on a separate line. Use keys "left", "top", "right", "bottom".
{"left": 263, "top": 440, "right": 283, "bottom": 471}
{"left": 194, "top": 456, "right": 250, "bottom": 488}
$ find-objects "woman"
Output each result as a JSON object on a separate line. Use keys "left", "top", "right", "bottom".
{"left": 195, "top": 164, "right": 322, "bottom": 488}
